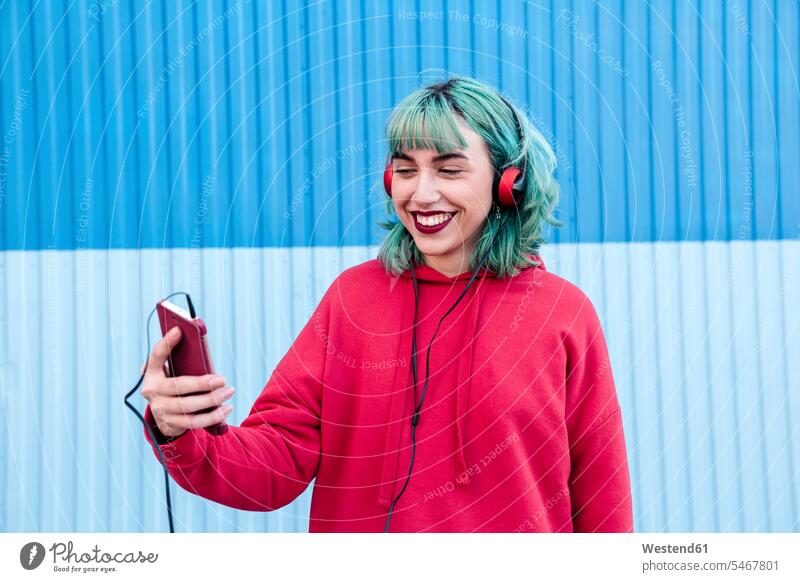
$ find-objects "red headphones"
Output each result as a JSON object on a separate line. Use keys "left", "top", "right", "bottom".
{"left": 383, "top": 94, "right": 527, "bottom": 209}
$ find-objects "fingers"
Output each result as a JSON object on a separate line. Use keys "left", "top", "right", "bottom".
{"left": 159, "top": 385, "right": 235, "bottom": 414}
{"left": 159, "top": 374, "right": 226, "bottom": 396}
{"left": 141, "top": 374, "right": 224, "bottom": 402}
{"left": 158, "top": 404, "right": 233, "bottom": 432}
{"left": 145, "top": 326, "right": 183, "bottom": 376}
{"left": 143, "top": 372, "right": 234, "bottom": 437}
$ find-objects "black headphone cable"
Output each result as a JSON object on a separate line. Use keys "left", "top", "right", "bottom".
{"left": 123, "top": 291, "right": 196, "bottom": 533}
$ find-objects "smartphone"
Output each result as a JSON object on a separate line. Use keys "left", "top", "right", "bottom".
{"left": 156, "top": 299, "right": 228, "bottom": 436}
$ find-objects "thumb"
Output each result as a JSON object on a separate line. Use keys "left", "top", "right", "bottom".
{"left": 146, "top": 326, "right": 183, "bottom": 376}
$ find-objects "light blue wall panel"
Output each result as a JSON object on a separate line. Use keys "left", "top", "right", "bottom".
{"left": 1, "top": 242, "right": 799, "bottom": 532}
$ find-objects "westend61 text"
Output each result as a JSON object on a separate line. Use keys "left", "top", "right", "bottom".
{"left": 642, "top": 543, "right": 708, "bottom": 554}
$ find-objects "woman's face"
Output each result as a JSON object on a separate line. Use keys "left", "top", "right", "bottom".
{"left": 390, "top": 118, "right": 495, "bottom": 276}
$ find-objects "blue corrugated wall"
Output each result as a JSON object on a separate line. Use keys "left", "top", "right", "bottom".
{"left": 0, "top": 0, "right": 798, "bottom": 532}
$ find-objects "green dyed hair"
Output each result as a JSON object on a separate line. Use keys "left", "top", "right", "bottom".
{"left": 377, "top": 76, "right": 562, "bottom": 279}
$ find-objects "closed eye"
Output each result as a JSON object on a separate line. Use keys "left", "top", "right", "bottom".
{"left": 394, "top": 168, "right": 462, "bottom": 175}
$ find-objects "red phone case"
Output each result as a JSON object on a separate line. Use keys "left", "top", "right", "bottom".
{"left": 156, "top": 299, "right": 228, "bottom": 436}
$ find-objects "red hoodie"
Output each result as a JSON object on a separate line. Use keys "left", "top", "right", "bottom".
{"left": 144, "top": 255, "right": 634, "bottom": 532}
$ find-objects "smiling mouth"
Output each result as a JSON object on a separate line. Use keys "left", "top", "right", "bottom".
{"left": 410, "top": 211, "right": 458, "bottom": 233}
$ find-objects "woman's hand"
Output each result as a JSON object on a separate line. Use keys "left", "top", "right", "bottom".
{"left": 140, "top": 327, "right": 234, "bottom": 439}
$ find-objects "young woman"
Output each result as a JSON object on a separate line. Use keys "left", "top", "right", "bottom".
{"left": 141, "top": 76, "right": 634, "bottom": 533}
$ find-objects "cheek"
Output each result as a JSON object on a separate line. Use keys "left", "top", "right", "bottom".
{"left": 391, "top": 198, "right": 406, "bottom": 218}
{"left": 461, "top": 172, "right": 493, "bottom": 208}
{"left": 460, "top": 211, "right": 488, "bottom": 235}
{"left": 394, "top": 201, "right": 417, "bottom": 232}
{"left": 456, "top": 185, "right": 492, "bottom": 218}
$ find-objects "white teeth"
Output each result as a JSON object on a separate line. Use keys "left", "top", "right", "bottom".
{"left": 416, "top": 213, "right": 452, "bottom": 226}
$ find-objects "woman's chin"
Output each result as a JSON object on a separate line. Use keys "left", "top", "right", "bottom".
{"left": 412, "top": 240, "right": 454, "bottom": 258}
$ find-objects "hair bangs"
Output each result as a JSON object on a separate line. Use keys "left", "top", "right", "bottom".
{"left": 386, "top": 92, "right": 468, "bottom": 155}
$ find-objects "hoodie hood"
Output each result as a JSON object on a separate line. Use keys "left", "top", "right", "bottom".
{"left": 399, "top": 261, "right": 495, "bottom": 283}
{"left": 378, "top": 254, "right": 546, "bottom": 507}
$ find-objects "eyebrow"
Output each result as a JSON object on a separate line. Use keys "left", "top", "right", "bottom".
{"left": 392, "top": 152, "right": 469, "bottom": 163}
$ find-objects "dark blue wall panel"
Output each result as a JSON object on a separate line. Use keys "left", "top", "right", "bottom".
{"left": 0, "top": 0, "right": 797, "bottom": 249}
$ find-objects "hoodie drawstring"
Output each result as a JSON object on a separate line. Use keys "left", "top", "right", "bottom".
{"left": 452, "top": 278, "right": 487, "bottom": 486}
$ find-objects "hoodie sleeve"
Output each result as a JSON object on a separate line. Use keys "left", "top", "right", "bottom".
{"left": 142, "top": 282, "right": 333, "bottom": 512}
{"left": 563, "top": 294, "right": 634, "bottom": 532}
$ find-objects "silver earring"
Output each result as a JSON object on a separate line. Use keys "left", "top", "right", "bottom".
{"left": 494, "top": 204, "right": 502, "bottom": 220}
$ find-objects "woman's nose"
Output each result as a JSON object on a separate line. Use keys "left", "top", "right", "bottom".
{"left": 411, "top": 168, "right": 440, "bottom": 204}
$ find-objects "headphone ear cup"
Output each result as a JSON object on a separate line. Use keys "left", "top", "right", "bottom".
{"left": 496, "top": 166, "right": 523, "bottom": 208}
{"left": 383, "top": 163, "right": 393, "bottom": 197}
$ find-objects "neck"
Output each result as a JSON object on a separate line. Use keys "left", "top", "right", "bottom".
{"left": 422, "top": 242, "right": 476, "bottom": 278}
